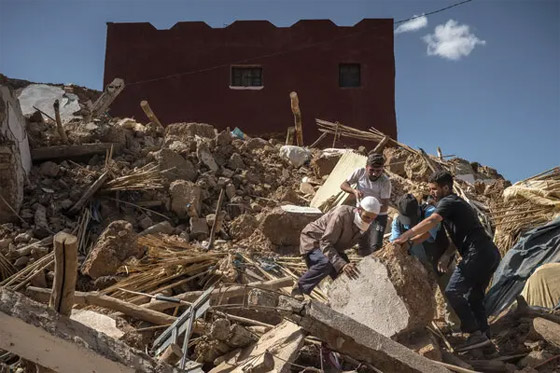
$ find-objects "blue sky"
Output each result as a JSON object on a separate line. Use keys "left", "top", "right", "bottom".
{"left": 1, "top": 0, "right": 558, "bottom": 182}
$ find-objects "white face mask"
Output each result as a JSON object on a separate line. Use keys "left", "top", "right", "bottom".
{"left": 354, "top": 211, "right": 371, "bottom": 232}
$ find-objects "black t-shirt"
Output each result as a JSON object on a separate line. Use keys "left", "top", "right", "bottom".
{"left": 435, "top": 194, "right": 488, "bottom": 256}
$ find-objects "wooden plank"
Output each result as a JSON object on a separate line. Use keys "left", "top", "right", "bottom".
{"left": 140, "top": 100, "right": 164, "bottom": 129}
{"left": 532, "top": 317, "right": 560, "bottom": 348}
{"left": 290, "top": 92, "right": 304, "bottom": 146}
{"left": 90, "top": 78, "right": 125, "bottom": 119}
{"left": 53, "top": 99, "right": 68, "bottom": 143}
{"left": 31, "top": 143, "right": 121, "bottom": 162}
{"left": 310, "top": 151, "right": 366, "bottom": 209}
{"left": 49, "top": 232, "right": 78, "bottom": 316}
{"left": 67, "top": 171, "right": 109, "bottom": 215}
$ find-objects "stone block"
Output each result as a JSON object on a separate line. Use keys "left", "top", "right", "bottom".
{"left": 155, "top": 148, "right": 196, "bottom": 183}
{"left": 169, "top": 180, "right": 201, "bottom": 218}
{"left": 190, "top": 217, "right": 209, "bottom": 240}
{"left": 329, "top": 248, "right": 436, "bottom": 338}
{"left": 259, "top": 205, "right": 321, "bottom": 247}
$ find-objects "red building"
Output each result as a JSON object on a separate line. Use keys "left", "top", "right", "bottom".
{"left": 103, "top": 19, "right": 397, "bottom": 144}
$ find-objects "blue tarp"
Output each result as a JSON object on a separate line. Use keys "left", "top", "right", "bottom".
{"left": 485, "top": 217, "right": 560, "bottom": 316}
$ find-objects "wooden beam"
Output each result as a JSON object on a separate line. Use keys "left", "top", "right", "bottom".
{"left": 140, "top": 100, "right": 164, "bottom": 129}
{"left": 159, "top": 344, "right": 183, "bottom": 365}
{"left": 49, "top": 232, "right": 78, "bottom": 316}
{"left": 285, "top": 127, "right": 295, "bottom": 145}
{"left": 0, "top": 289, "right": 179, "bottom": 373}
{"left": 52, "top": 100, "right": 68, "bottom": 143}
{"left": 290, "top": 92, "right": 304, "bottom": 146}
{"left": 206, "top": 187, "right": 225, "bottom": 250}
{"left": 27, "top": 287, "right": 177, "bottom": 326}
{"left": 532, "top": 317, "right": 560, "bottom": 348}
{"left": 31, "top": 143, "right": 121, "bottom": 162}
{"left": 67, "top": 171, "right": 109, "bottom": 215}
{"left": 89, "top": 78, "right": 125, "bottom": 119}
{"left": 371, "top": 136, "right": 390, "bottom": 154}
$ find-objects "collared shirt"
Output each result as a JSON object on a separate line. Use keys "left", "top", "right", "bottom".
{"left": 346, "top": 168, "right": 391, "bottom": 215}
{"left": 300, "top": 205, "right": 363, "bottom": 272}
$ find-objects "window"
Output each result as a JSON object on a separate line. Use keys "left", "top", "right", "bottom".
{"left": 231, "top": 66, "right": 263, "bottom": 87}
{"left": 339, "top": 63, "right": 361, "bottom": 88}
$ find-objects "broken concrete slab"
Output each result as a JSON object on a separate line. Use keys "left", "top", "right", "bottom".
{"left": 0, "top": 289, "right": 179, "bottom": 373}
{"left": 169, "top": 180, "right": 202, "bottom": 218}
{"left": 311, "top": 148, "right": 347, "bottom": 178}
{"left": 209, "top": 321, "right": 305, "bottom": 373}
{"left": 259, "top": 205, "right": 322, "bottom": 247}
{"left": 329, "top": 251, "right": 436, "bottom": 339}
{"left": 154, "top": 148, "right": 196, "bottom": 183}
{"left": 81, "top": 220, "right": 140, "bottom": 279}
{"left": 190, "top": 217, "right": 209, "bottom": 240}
{"left": 278, "top": 297, "right": 448, "bottom": 373}
{"left": 0, "top": 84, "right": 31, "bottom": 223}
{"left": 71, "top": 309, "right": 124, "bottom": 340}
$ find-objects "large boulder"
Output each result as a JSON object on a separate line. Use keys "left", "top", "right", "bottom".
{"left": 259, "top": 206, "right": 322, "bottom": 247}
{"left": 81, "top": 220, "right": 141, "bottom": 279}
{"left": 154, "top": 148, "right": 196, "bottom": 183}
{"left": 329, "top": 245, "right": 436, "bottom": 338}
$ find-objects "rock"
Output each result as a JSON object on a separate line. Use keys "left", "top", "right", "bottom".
{"left": 230, "top": 214, "right": 258, "bottom": 240}
{"left": 329, "top": 249, "right": 436, "bottom": 338}
{"left": 39, "top": 161, "right": 60, "bottom": 177}
{"left": 167, "top": 140, "right": 190, "bottom": 154}
{"left": 215, "top": 130, "right": 232, "bottom": 147}
{"left": 14, "top": 232, "right": 32, "bottom": 245}
{"left": 0, "top": 239, "right": 12, "bottom": 250}
{"left": 14, "top": 256, "right": 30, "bottom": 268}
{"left": 383, "top": 147, "right": 408, "bottom": 177}
{"left": 93, "top": 276, "right": 118, "bottom": 290}
{"left": 189, "top": 217, "right": 209, "bottom": 240}
{"left": 518, "top": 349, "right": 553, "bottom": 368}
{"left": 81, "top": 220, "right": 140, "bottom": 279}
{"left": 197, "top": 141, "right": 219, "bottom": 172}
{"left": 243, "top": 137, "right": 269, "bottom": 152}
{"left": 227, "top": 153, "right": 245, "bottom": 170}
{"left": 139, "top": 221, "right": 174, "bottom": 236}
{"left": 165, "top": 122, "right": 215, "bottom": 139}
{"left": 33, "top": 204, "right": 50, "bottom": 238}
{"left": 225, "top": 183, "right": 236, "bottom": 200}
{"left": 71, "top": 310, "right": 124, "bottom": 340}
{"left": 259, "top": 206, "right": 321, "bottom": 247}
{"left": 210, "top": 318, "right": 232, "bottom": 341}
{"left": 154, "top": 148, "right": 196, "bottom": 182}
{"left": 248, "top": 289, "right": 279, "bottom": 308}
{"left": 138, "top": 216, "right": 153, "bottom": 231}
{"left": 169, "top": 180, "right": 202, "bottom": 218}
{"left": 311, "top": 149, "right": 345, "bottom": 178}
{"left": 59, "top": 199, "right": 73, "bottom": 210}
{"left": 205, "top": 213, "right": 224, "bottom": 231}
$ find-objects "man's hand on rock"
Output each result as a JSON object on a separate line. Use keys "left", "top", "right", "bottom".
{"left": 342, "top": 262, "right": 360, "bottom": 280}
{"left": 353, "top": 189, "right": 364, "bottom": 201}
{"left": 437, "top": 252, "right": 453, "bottom": 274}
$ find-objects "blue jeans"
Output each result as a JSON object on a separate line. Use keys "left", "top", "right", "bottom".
{"left": 445, "top": 239, "right": 501, "bottom": 333}
{"left": 297, "top": 249, "right": 347, "bottom": 294}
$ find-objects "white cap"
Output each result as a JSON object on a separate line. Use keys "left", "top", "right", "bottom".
{"left": 360, "top": 196, "right": 381, "bottom": 215}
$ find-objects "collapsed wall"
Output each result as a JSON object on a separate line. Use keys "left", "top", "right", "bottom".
{"left": 0, "top": 85, "right": 31, "bottom": 223}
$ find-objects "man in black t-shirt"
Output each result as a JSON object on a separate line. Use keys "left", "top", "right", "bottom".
{"left": 394, "top": 171, "right": 501, "bottom": 351}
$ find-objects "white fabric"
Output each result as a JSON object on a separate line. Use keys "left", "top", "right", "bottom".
{"left": 347, "top": 168, "right": 391, "bottom": 215}
{"left": 360, "top": 196, "right": 381, "bottom": 215}
{"left": 279, "top": 145, "right": 311, "bottom": 168}
{"left": 353, "top": 211, "right": 372, "bottom": 232}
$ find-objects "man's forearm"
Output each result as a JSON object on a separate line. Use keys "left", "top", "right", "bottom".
{"left": 340, "top": 181, "right": 355, "bottom": 194}
{"left": 380, "top": 199, "right": 389, "bottom": 213}
{"left": 411, "top": 231, "right": 431, "bottom": 245}
{"left": 400, "top": 216, "right": 439, "bottom": 241}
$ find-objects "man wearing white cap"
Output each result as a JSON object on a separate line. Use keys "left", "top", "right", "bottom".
{"left": 292, "top": 196, "right": 381, "bottom": 299}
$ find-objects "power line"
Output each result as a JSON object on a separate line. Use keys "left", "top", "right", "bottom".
{"left": 395, "top": 0, "right": 473, "bottom": 25}
{"left": 125, "top": 0, "right": 473, "bottom": 87}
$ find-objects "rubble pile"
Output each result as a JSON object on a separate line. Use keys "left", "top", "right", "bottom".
{"left": 1, "top": 78, "right": 559, "bottom": 372}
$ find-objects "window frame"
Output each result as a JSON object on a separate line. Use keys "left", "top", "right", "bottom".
{"left": 230, "top": 65, "right": 264, "bottom": 90}
{"left": 338, "top": 63, "right": 361, "bottom": 88}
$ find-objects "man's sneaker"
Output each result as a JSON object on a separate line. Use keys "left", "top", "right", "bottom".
{"left": 290, "top": 284, "right": 304, "bottom": 301}
{"left": 456, "top": 331, "right": 492, "bottom": 352}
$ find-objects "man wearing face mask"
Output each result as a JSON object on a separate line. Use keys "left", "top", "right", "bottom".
{"left": 291, "top": 196, "right": 381, "bottom": 299}
{"left": 340, "top": 153, "right": 391, "bottom": 255}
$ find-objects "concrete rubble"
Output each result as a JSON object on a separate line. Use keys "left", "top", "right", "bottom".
{"left": 0, "top": 75, "right": 558, "bottom": 372}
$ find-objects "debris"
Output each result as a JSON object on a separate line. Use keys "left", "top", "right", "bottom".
{"left": 329, "top": 252, "right": 436, "bottom": 338}
{"left": 169, "top": 180, "right": 202, "bottom": 218}
{"left": 531, "top": 318, "right": 560, "bottom": 348}
{"left": 0, "top": 289, "right": 178, "bottom": 373}
{"left": 279, "top": 145, "right": 311, "bottom": 167}
{"left": 81, "top": 220, "right": 140, "bottom": 279}
{"left": 140, "top": 221, "right": 175, "bottom": 236}
{"left": 88, "top": 78, "right": 125, "bottom": 119}
{"left": 71, "top": 309, "right": 125, "bottom": 340}
{"left": 49, "top": 232, "right": 78, "bottom": 316}
{"left": 31, "top": 143, "right": 120, "bottom": 161}
{"left": 155, "top": 148, "right": 197, "bottom": 182}
{"left": 259, "top": 205, "right": 321, "bottom": 248}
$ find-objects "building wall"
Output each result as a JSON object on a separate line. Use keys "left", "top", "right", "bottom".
{"left": 0, "top": 85, "right": 31, "bottom": 223}
{"left": 104, "top": 19, "right": 397, "bottom": 145}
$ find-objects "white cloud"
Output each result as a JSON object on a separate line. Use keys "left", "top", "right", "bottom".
{"left": 395, "top": 15, "right": 428, "bottom": 34}
{"left": 423, "top": 20, "right": 486, "bottom": 60}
